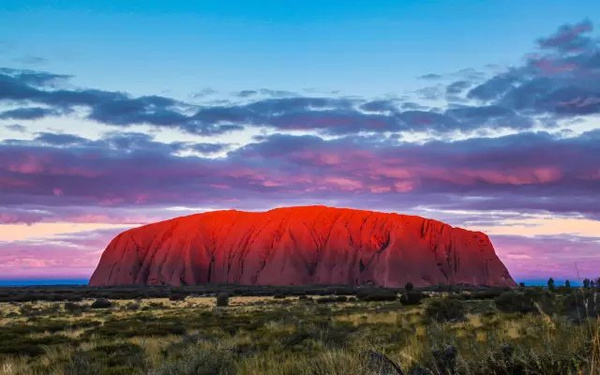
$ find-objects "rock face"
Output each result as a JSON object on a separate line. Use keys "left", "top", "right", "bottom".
{"left": 89, "top": 206, "right": 515, "bottom": 287}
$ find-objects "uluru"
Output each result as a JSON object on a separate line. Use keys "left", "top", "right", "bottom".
{"left": 89, "top": 206, "right": 515, "bottom": 287}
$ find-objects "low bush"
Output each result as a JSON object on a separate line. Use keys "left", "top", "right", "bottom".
{"left": 0, "top": 331, "right": 74, "bottom": 357}
{"left": 64, "top": 301, "right": 82, "bottom": 313}
{"left": 315, "top": 295, "right": 348, "bottom": 304}
{"left": 87, "top": 317, "right": 186, "bottom": 338}
{"left": 425, "top": 298, "right": 465, "bottom": 323}
{"left": 169, "top": 292, "right": 187, "bottom": 301}
{"left": 216, "top": 293, "right": 229, "bottom": 307}
{"left": 462, "top": 289, "right": 508, "bottom": 300}
{"left": 90, "top": 298, "right": 112, "bottom": 309}
{"left": 494, "top": 291, "right": 538, "bottom": 314}
{"left": 399, "top": 291, "right": 426, "bottom": 305}
{"left": 560, "top": 290, "right": 600, "bottom": 322}
{"left": 356, "top": 289, "right": 397, "bottom": 302}
{"left": 155, "top": 346, "right": 235, "bottom": 375}
{"left": 67, "top": 342, "right": 147, "bottom": 374}
{"left": 125, "top": 302, "right": 140, "bottom": 311}
{"left": 19, "top": 303, "right": 61, "bottom": 317}
{"left": 316, "top": 296, "right": 337, "bottom": 304}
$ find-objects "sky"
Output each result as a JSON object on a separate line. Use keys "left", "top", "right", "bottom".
{"left": 1, "top": 1, "right": 600, "bottom": 283}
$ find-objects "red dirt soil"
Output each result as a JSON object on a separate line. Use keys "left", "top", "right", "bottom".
{"left": 89, "top": 206, "right": 515, "bottom": 287}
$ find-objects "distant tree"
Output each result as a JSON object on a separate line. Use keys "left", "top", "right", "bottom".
{"left": 547, "top": 278, "right": 555, "bottom": 292}
{"left": 519, "top": 282, "right": 526, "bottom": 288}
{"left": 405, "top": 282, "right": 414, "bottom": 292}
{"left": 584, "top": 278, "right": 591, "bottom": 288}
{"left": 565, "top": 280, "right": 571, "bottom": 288}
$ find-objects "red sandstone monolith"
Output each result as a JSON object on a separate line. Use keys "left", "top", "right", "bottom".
{"left": 89, "top": 206, "right": 515, "bottom": 287}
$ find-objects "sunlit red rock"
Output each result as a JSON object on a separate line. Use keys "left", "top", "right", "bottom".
{"left": 89, "top": 206, "right": 515, "bottom": 287}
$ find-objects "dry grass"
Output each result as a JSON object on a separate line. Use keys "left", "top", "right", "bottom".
{"left": 0, "top": 292, "right": 598, "bottom": 374}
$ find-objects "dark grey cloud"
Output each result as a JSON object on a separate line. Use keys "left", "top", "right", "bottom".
{"left": 191, "top": 88, "right": 217, "bottom": 98}
{"left": 35, "top": 132, "right": 90, "bottom": 146}
{"left": 189, "top": 142, "right": 230, "bottom": 154}
{"left": 446, "top": 80, "right": 472, "bottom": 95}
{"left": 1, "top": 21, "right": 599, "bottom": 139}
{"left": 236, "top": 89, "right": 296, "bottom": 98}
{"left": 88, "top": 96, "right": 184, "bottom": 126}
{"left": 414, "top": 86, "right": 443, "bottom": 100}
{"left": 237, "top": 90, "right": 258, "bottom": 98}
{"left": 0, "top": 107, "right": 62, "bottom": 120}
{"left": 0, "top": 66, "right": 547, "bottom": 136}
{"left": 468, "top": 20, "right": 600, "bottom": 117}
{"left": 537, "top": 19, "right": 594, "bottom": 52}
{"left": 12, "top": 56, "right": 48, "bottom": 66}
{"left": 0, "top": 68, "right": 70, "bottom": 88}
{"left": 4, "top": 124, "right": 26, "bottom": 132}
{"left": 418, "top": 73, "right": 443, "bottom": 80}
{"left": 446, "top": 105, "right": 534, "bottom": 130}
{"left": 360, "top": 99, "right": 400, "bottom": 112}
{"left": 467, "top": 72, "right": 520, "bottom": 102}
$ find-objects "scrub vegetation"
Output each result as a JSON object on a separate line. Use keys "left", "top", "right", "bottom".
{"left": 0, "top": 284, "right": 598, "bottom": 374}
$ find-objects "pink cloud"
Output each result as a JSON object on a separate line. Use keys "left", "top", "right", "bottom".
{"left": 493, "top": 235, "right": 600, "bottom": 281}
{"left": 0, "top": 228, "right": 120, "bottom": 279}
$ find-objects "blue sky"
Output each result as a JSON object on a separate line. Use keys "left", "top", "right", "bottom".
{"left": 1, "top": 2, "right": 600, "bottom": 282}
{"left": 2, "top": 1, "right": 599, "bottom": 97}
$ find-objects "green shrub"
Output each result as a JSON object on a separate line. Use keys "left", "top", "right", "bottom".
{"left": 463, "top": 289, "right": 507, "bottom": 300}
{"left": 494, "top": 290, "right": 554, "bottom": 314}
{"left": 64, "top": 301, "right": 82, "bottom": 313}
{"left": 495, "top": 291, "right": 532, "bottom": 313}
{"left": 400, "top": 291, "right": 425, "bottom": 305}
{"left": 425, "top": 298, "right": 465, "bottom": 323}
{"left": 316, "top": 296, "right": 336, "bottom": 304}
{"left": 91, "top": 298, "right": 112, "bottom": 309}
{"left": 87, "top": 317, "right": 185, "bottom": 338}
{"left": 147, "top": 301, "right": 165, "bottom": 309}
{"left": 216, "top": 293, "right": 229, "bottom": 307}
{"left": 125, "top": 302, "right": 140, "bottom": 311}
{"left": 0, "top": 332, "right": 73, "bottom": 356}
{"left": 155, "top": 346, "right": 235, "bottom": 375}
{"left": 356, "top": 289, "right": 397, "bottom": 302}
{"left": 560, "top": 290, "right": 600, "bottom": 322}
{"left": 67, "top": 342, "right": 147, "bottom": 374}
{"left": 169, "top": 292, "right": 187, "bottom": 301}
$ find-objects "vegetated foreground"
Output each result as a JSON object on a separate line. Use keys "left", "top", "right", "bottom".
{"left": 0, "top": 285, "right": 599, "bottom": 375}
{"left": 90, "top": 205, "right": 515, "bottom": 288}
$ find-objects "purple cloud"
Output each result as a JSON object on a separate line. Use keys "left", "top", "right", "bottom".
{"left": 0, "top": 228, "right": 121, "bottom": 278}
{"left": 1, "top": 130, "right": 599, "bottom": 219}
{"left": 493, "top": 234, "right": 600, "bottom": 280}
